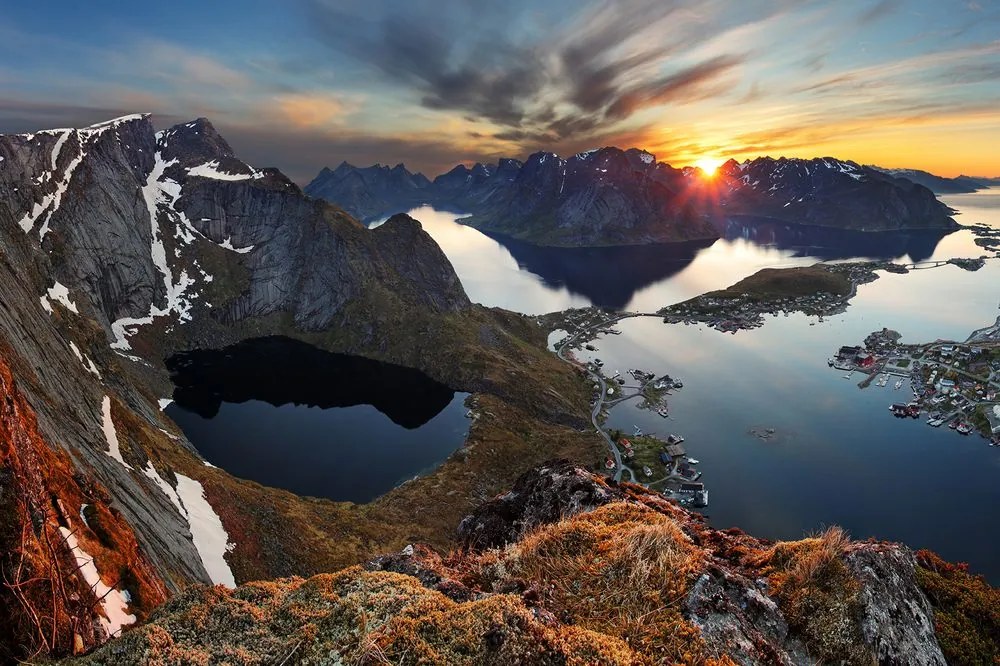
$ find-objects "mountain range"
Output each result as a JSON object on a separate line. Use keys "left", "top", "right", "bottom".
{"left": 868, "top": 166, "right": 997, "bottom": 194}
{"left": 0, "top": 115, "right": 994, "bottom": 663}
{"left": 305, "top": 149, "right": 957, "bottom": 246}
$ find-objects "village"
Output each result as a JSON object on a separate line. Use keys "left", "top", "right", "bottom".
{"left": 829, "top": 321, "right": 1000, "bottom": 444}
{"left": 545, "top": 309, "right": 711, "bottom": 509}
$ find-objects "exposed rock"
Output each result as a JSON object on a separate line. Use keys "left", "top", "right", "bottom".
{"left": 457, "top": 458, "right": 623, "bottom": 549}
{"left": 845, "top": 542, "right": 946, "bottom": 665}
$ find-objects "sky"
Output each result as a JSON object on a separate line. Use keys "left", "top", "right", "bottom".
{"left": 1, "top": 0, "right": 998, "bottom": 182}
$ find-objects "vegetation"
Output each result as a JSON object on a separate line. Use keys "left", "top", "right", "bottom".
{"left": 916, "top": 550, "right": 1000, "bottom": 665}
{"left": 754, "top": 527, "right": 872, "bottom": 664}
{"left": 706, "top": 266, "right": 852, "bottom": 302}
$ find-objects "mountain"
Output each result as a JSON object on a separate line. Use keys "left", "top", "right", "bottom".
{"left": 0, "top": 114, "right": 596, "bottom": 660}
{"left": 869, "top": 166, "right": 985, "bottom": 194}
{"left": 717, "top": 157, "right": 957, "bottom": 231}
{"left": 303, "top": 161, "right": 431, "bottom": 221}
{"left": 307, "top": 150, "right": 956, "bottom": 247}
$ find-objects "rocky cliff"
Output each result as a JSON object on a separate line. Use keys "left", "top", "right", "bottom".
{"left": 74, "top": 462, "right": 996, "bottom": 665}
{"left": 306, "top": 149, "right": 956, "bottom": 246}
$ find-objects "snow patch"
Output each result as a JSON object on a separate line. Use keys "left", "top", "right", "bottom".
{"left": 18, "top": 130, "right": 88, "bottom": 238}
{"left": 141, "top": 462, "right": 185, "bottom": 515}
{"left": 158, "top": 398, "right": 173, "bottom": 411}
{"left": 43, "top": 282, "right": 78, "bottom": 313}
{"left": 187, "top": 160, "right": 261, "bottom": 181}
{"left": 69, "top": 342, "right": 102, "bottom": 379}
{"left": 59, "top": 527, "right": 135, "bottom": 637}
{"left": 638, "top": 152, "right": 654, "bottom": 164}
{"left": 175, "top": 474, "right": 236, "bottom": 587}
{"left": 219, "top": 237, "right": 254, "bottom": 254}
{"left": 101, "top": 396, "right": 133, "bottom": 471}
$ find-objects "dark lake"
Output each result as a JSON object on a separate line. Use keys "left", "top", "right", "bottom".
{"left": 165, "top": 337, "right": 470, "bottom": 503}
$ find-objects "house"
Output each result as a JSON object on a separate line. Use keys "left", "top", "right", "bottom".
{"left": 659, "top": 452, "right": 671, "bottom": 465}
{"left": 856, "top": 352, "right": 875, "bottom": 368}
{"left": 664, "top": 444, "right": 686, "bottom": 458}
{"left": 939, "top": 345, "right": 954, "bottom": 357}
{"left": 938, "top": 378, "right": 956, "bottom": 394}
{"left": 986, "top": 405, "right": 1000, "bottom": 435}
{"left": 837, "top": 345, "right": 861, "bottom": 360}
{"left": 679, "top": 482, "right": 704, "bottom": 494}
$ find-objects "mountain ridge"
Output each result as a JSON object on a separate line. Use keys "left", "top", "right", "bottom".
{"left": 306, "top": 148, "right": 957, "bottom": 246}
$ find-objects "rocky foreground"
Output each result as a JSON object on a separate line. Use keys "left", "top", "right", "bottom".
{"left": 75, "top": 462, "right": 997, "bottom": 665}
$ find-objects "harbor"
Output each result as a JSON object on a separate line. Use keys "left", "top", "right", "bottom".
{"left": 828, "top": 325, "right": 1000, "bottom": 445}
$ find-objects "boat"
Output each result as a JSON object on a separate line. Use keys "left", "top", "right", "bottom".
{"left": 633, "top": 425, "right": 643, "bottom": 436}
{"left": 656, "top": 407, "right": 669, "bottom": 418}
{"left": 686, "top": 458, "right": 700, "bottom": 465}
{"left": 827, "top": 358, "right": 835, "bottom": 366}
{"left": 894, "top": 379, "right": 904, "bottom": 390}
{"left": 843, "top": 372, "right": 852, "bottom": 379}
{"left": 673, "top": 380, "right": 683, "bottom": 388}
{"left": 957, "top": 423, "right": 971, "bottom": 435}
{"left": 667, "top": 434, "right": 684, "bottom": 444}
{"left": 949, "top": 421, "right": 959, "bottom": 429}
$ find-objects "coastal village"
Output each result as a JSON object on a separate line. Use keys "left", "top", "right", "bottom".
{"left": 541, "top": 257, "right": 998, "bottom": 512}
{"left": 829, "top": 318, "right": 1000, "bottom": 444}
{"left": 546, "top": 309, "right": 711, "bottom": 509}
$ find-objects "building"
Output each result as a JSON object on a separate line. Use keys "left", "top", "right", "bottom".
{"left": 659, "top": 452, "right": 671, "bottom": 465}
{"left": 679, "top": 482, "right": 704, "bottom": 494}
{"left": 856, "top": 352, "right": 875, "bottom": 368}
{"left": 664, "top": 444, "right": 686, "bottom": 458}
{"left": 986, "top": 404, "right": 1000, "bottom": 435}
{"left": 837, "top": 345, "right": 861, "bottom": 360}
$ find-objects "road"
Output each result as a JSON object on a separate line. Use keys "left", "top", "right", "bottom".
{"left": 555, "top": 314, "right": 635, "bottom": 482}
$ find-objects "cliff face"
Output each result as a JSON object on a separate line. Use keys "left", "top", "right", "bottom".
{"left": 305, "top": 149, "right": 956, "bottom": 247}
{"left": 74, "top": 461, "right": 978, "bottom": 666}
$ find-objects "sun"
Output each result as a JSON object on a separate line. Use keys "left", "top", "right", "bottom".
{"left": 693, "top": 157, "right": 723, "bottom": 177}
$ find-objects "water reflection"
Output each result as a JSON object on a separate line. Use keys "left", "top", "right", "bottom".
{"left": 483, "top": 234, "right": 716, "bottom": 310}
{"left": 167, "top": 336, "right": 455, "bottom": 428}
{"left": 720, "top": 217, "right": 953, "bottom": 262}
{"left": 386, "top": 206, "right": 968, "bottom": 314}
{"left": 165, "top": 337, "right": 471, "bottom": 503}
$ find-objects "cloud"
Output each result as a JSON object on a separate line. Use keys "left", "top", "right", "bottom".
{"left": 273, "top": 92, "right": 360, "bottom": 128}
{"left": 305, "top": 0, "right": 746, "bottom": 142}
{"left": 857, "top": 0, "right": 901, "bottom": 25}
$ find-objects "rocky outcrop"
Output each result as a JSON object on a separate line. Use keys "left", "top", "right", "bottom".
{"left": 845, "top": 543, "right": 946, "bottom": 665}
{"left": 74, "top": 462, "right": 971, "bottom": 665}
{"left": 457, "top": 458, "right": 624, "bottom": 550}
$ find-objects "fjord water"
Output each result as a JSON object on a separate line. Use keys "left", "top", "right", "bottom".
{"left": 165, "top": 337, "right": 469, "bottom": 503}
{"left": 396, "top": 190, "right": 1000, "bottom": 581}
{"left": 379, "top": 204, "right": 984, "bottom": 314}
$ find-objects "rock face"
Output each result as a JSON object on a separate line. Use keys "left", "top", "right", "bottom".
{"left": 75, "top": 462, "right": 963, "bottom": 665}
{"left": 306, "top": 149, "right": 956, "bottom": 246}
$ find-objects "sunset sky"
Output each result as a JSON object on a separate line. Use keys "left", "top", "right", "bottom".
{"left": 2, "top": 0, "right": 998, "bottom": 181}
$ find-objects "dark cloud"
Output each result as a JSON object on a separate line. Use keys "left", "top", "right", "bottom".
{"left": 305, "top": 0, "right": 745, "bottom": 144}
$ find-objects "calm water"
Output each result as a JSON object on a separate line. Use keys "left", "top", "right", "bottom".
{"left": 166, "top": 337, "right": 470, "bottom": 503}
{"left": 377, "top": 204, "right": 982, "bottom": 314}
{"left": 391, "top": 191, "right": 1000, "bottom": 581}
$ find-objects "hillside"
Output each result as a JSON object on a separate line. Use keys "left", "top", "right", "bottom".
{"left": 75, "top": 462, "right": 998, "bottom": 665}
